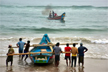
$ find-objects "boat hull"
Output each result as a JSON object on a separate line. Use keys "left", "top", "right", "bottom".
{"left": 29, "top": 51, "right": 54, "bottom": 63}
{"left": 29, "top": 34, "right": 54, "bottom": 63}
{"left": 48, "top": 16, "right": 61, "bottom": 20}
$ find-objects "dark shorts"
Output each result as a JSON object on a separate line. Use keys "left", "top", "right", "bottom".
{"left": 79, "top": 56, "right": 84, "bottom": 63}
{"left": 19, "top": 50, "right": 23, "bottom": 53}
{"left": 65, "top": 56, "right": 70, "bottom": 60}
{"left": 55, "top": 55, "right": 60, "bottom": 62}
{"left": 6, "top": 56, "right": 13, "bottom": 62}
{"left": 22, "top": 50, "right": 28, "bottom": 57}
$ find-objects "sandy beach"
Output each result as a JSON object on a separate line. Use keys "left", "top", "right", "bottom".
{"left": 0, "top": 56, "right": 108, "bottom": 72}
{"left": 0, "top": 0, "right": 108, "bottom": 72}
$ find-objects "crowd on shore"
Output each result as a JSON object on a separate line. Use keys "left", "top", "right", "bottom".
{"left": 53, "top": 42, "right": 88, "bottom": 68}
{"left": 6, "top": 38, "right": 88, "bottom": 69}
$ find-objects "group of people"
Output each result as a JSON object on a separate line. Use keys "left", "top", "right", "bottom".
{"left": 49, "top": 11, "right": 58, "bottom": 18}
{"left": 53, "top": 42, "right": 88, "bottom": 68}
{"left": 16, "top": 38, "right": 30, "bottom": 61}
{"left": 6, "top": 38, "right": 30, "bottom": 67}
{"left": 6, "top": 38, "right": 88, "bottom": 68}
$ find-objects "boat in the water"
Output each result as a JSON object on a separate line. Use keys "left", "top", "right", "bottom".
{"left": 48, "top": 12, "right": 65, "bottom": 21}
{"left": 29, "top": 34, "right": 54, "bottom": 63}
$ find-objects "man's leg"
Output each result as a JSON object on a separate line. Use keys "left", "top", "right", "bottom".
{"left": 71, "top": 56, "right": 73, "bottom": 67}
{"left": 21, "top": 55, "right": 24, "bottom": 60}
{"left": 74, "top": 57, "right": 77, "bottom": 67}
{"left": 66, "top": 59, "right": 68, "bottom": 66}
{"left": 65, "top": 56, "right": 68, "bottom": 66}
{"left": 78, "top": 56, "right": 80, "bottom": 67}
{"left": 22, "top": 51, "right": 27, "bottom": 60}
{"left": 24, "top": 54, "right": 28, "bottom": 61}
{"left": 57, "top": 61, "right": 59, "bottom": 67}
{"left": 55, "top": 61, "right": 57, "bottom": 66}
{"left": 57, "top": 55, "right": 60, "bottom": 66}
{"left": 82, "top": 56, "right": 84, "bottom": 68}
{"left": 69, "top": 59, "right": 71, "bottom": 66}
{"left": 55, "top": 55, "right": 57, "bottom": 67}
{"left": 68, "top": 56, "right": 71, "bottom": 66}
{"left": 19, "top": 50, "right": 22, "bottom": 59}
{"left": 19, "top": 50, "right": 23, "bottom": 59}
{"left": 6, "top": 60, "right": 8, "bottom": 67}
{"left": 11, "top": 61, "right": 13, "bottom": 66}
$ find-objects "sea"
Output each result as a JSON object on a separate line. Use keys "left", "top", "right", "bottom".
{"left": 0, "top": 4, "right": 108, "bottom": 59}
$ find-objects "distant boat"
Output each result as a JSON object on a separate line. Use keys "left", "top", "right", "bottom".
{"left": 48, "top": 16, "right": 62, "bottom": 20}
{"left": 48, "top": 12, "right": 65, "bottom": 21}
{"left": 29, "top": 34, "right": 54, "bottom": 63}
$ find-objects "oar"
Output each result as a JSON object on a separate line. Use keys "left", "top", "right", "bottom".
{"left": 8, "top": 52, "right": 52, "bottom": 56}
{"left": 8, "top": 51, "right": 72, "bottom": 56}
{"left": 60, "top": 43, "right": 78, "bottom": 45}
{"left": 12, "top": 43, "right": 78, "bottom": 48}
{"left": 45, "top": 38, "right": 54, "bottom": 52}
{"left": 32, "top": 43, "right": 78, "bottom": 46}
{"left": 12, "top": 44, "right": 54, "bottom": 48}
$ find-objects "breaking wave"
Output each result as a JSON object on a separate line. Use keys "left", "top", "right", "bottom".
{"left": 0, "top": 4, "right": 108, "bottom": 10}
{"left": 0, "top": 36, "right": 108, "bottom": 44}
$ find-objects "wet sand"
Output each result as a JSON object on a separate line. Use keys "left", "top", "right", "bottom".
{"left": 0, "top": 56, "right": 108, "bottom": 72}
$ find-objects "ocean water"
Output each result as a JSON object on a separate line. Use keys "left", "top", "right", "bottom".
{"left": 0, "top": 4, "right": 108, "bottom": 59}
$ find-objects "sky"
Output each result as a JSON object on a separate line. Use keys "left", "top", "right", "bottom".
{"left": 0, "top": 0, "right": 108, "bottom": 6}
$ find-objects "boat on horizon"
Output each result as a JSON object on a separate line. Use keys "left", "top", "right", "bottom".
{"left": 48, "top": 12, "right": 65, "bottom": 22}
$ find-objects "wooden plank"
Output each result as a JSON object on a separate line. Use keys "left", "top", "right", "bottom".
{"left": 8, "top": 51, "right": 72, "bottom": 56}
{"left": 62, "top": 52, "right": 71, "bottom": 53}
{"left": 31, "top": 44, "right": 54, "bottom": 47}
{"left": 12, "top": 44, "right": 54, "bottom": 48}
{"left": 47, "top": 42, "right": 53, "bottom": 52}
{"left": 49, "top": 46, "right": 53, "bottom": 52}
{"left": 41, "top": 49, "right": 47, "bottom": 52}
{"left": 8, "top": 52, "right": 52, "bottom": 56}
{"left": 12, "top": 43, "right": 78, "bottom": 48}
{"left": 60, "top": 43, "right": 78, "bottom": 45}
{"left": 45, "top": 39, "right": 53, "bottom": 52}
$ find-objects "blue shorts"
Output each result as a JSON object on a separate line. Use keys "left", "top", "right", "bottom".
{"left": 19, "top": 50, "right": 23, "bottom": 53}
{"left": 22, "top": 51, "right": 28, "bottom": 57}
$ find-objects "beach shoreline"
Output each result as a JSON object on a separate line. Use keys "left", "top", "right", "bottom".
{"left": 0, "top": 56, "right": 108, "bottom": 72}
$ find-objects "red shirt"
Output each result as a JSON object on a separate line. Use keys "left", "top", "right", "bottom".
{"left": 54, "top": 13, "right": 57, "bottom": 16}
{"left": 65, "top": 46, "right": 71, "bottom": 56}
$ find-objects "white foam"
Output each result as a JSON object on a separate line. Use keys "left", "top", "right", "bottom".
{"left": 1, "top": 36, "right": 108, "bottom": 44}
{"left": 91, "top": 39, "right": 108, "bottom": 44}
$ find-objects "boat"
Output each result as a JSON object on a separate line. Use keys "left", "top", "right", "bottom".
{"left": 48, "top": 12, "right": 65, "bottom": 20}
{"left": 29, "top": 34, "right": 54, "bottom": 63}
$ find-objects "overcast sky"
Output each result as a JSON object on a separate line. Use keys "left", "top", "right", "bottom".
{"left": 0, "top": 0, "right": 108, "bottom": 6}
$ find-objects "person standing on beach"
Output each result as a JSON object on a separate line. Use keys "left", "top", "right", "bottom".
{"left": 64, "top": 43, "right": 71, "bottom": 66}
{"left": 78, "top": 43, "right": 88, "bottom": 68}
{"left": 21, "top": 40, "right": 30, "bottom": 61}
{"left": 71, "top": 43, "right": 78, "bottom": 67}
{"left": 6, "top": 45, "right": 14, "bottom": 67}
{"left": 16, "top": 38, "right": 26, "bottom": 59}
{"left": 53, "top": 42, "right": 62, "bottom": 67}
